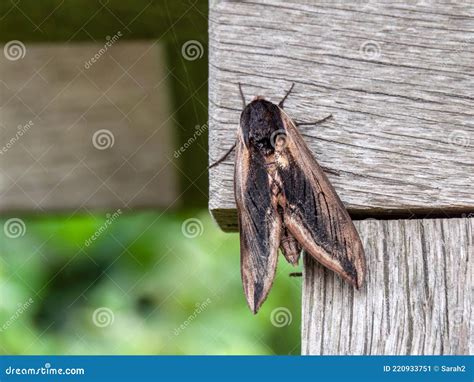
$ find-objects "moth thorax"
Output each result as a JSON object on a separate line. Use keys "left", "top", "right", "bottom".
{"left": 275, "top": 151, "right": 289, "bottom": 169}
{"left": 253, "top": 137, "right": 274, "bottom": 155}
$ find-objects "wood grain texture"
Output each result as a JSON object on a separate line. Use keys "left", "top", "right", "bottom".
{"left": 302, "top": 217, "right": 473, "bottom": 355}
{"left": 0, "top": 42, "right": 177, "bottom": 213}
{"left": 209, "top": 0, "right": 474, "bottom": 231}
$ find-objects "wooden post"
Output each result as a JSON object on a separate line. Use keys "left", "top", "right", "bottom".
{"left": 303, "top": 218, "right": 472, "bottom": 355}
{"left": 208, "top": 0, "right": 473, "bottom": 354}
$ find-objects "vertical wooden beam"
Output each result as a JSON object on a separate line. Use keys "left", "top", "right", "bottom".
{"left": 302, "top": 218, "right": 473, "bottom": 355}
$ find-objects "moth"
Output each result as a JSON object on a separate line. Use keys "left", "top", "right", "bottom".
{"left": 210, "top": 84, "right": 365, "bottom": 313}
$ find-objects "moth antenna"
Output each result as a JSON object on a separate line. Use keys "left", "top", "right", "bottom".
{"left": 238, "top": 82, "right": 246, "bottom": 108}
{"left": 295, "top": 114, "right": 333, "bottom": 127}
{"left": 278, "top": 82, "right": 295, "bottom": 108}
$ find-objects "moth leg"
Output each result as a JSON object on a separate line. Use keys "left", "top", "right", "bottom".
{"left": 208, "top": 142, "right": 236, "bottom": 169}
{"left": 238, "top": 82, "right": 246, "bottom": 109}
{"left": 278, "top": 83, "right": 295, "bottom": 108}
{"left": 321, "top": 166, "right": 340, "bottom": 176}
{"left": 295, "top": 114, "right": 333, "bottom": 127}
{"left": 289, "top": 272, "right": 302, "bottom": 277}
{"left": 210, "top": 81, "right": 244, "bottom": 170}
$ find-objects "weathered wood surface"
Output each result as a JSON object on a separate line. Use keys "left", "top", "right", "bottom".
{"left": 302, "top": 217, "right": 473, "bottom": 355}
{"left": 209, "top": 0, "right": 474, "bottom": 231}
{"left": 0, "top": 42, "right": 177, "bottom": 213}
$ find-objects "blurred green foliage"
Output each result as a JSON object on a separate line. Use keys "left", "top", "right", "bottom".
{"left": 0, "top": 213, "right": 302, "bottom": 355}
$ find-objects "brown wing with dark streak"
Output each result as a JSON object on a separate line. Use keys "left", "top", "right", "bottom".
{"left": 234, "top": 139, "right": 281, "bottom": 313}
{"left": 276, "top": 109, "right": 366, "bottom": 288}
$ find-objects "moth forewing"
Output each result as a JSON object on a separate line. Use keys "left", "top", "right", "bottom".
{"left": 234, "top": 135, "right": 281, "bottom": 314}
{"left": 277, "top": 107, "right": 365, "bottom": 288}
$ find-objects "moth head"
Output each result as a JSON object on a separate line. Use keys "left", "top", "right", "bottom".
{"left": 240, "top": 99, "right": 285, "bottom": 152}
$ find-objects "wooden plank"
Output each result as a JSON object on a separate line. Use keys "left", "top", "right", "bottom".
{"left": 302, "top": 217, "right": 473, "bottom": 355}
{"left": 208, "top": 0, "right": 474, "bottom": 231}
{"left": 0, "top": 41, "right": 177, "bottom": 213}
